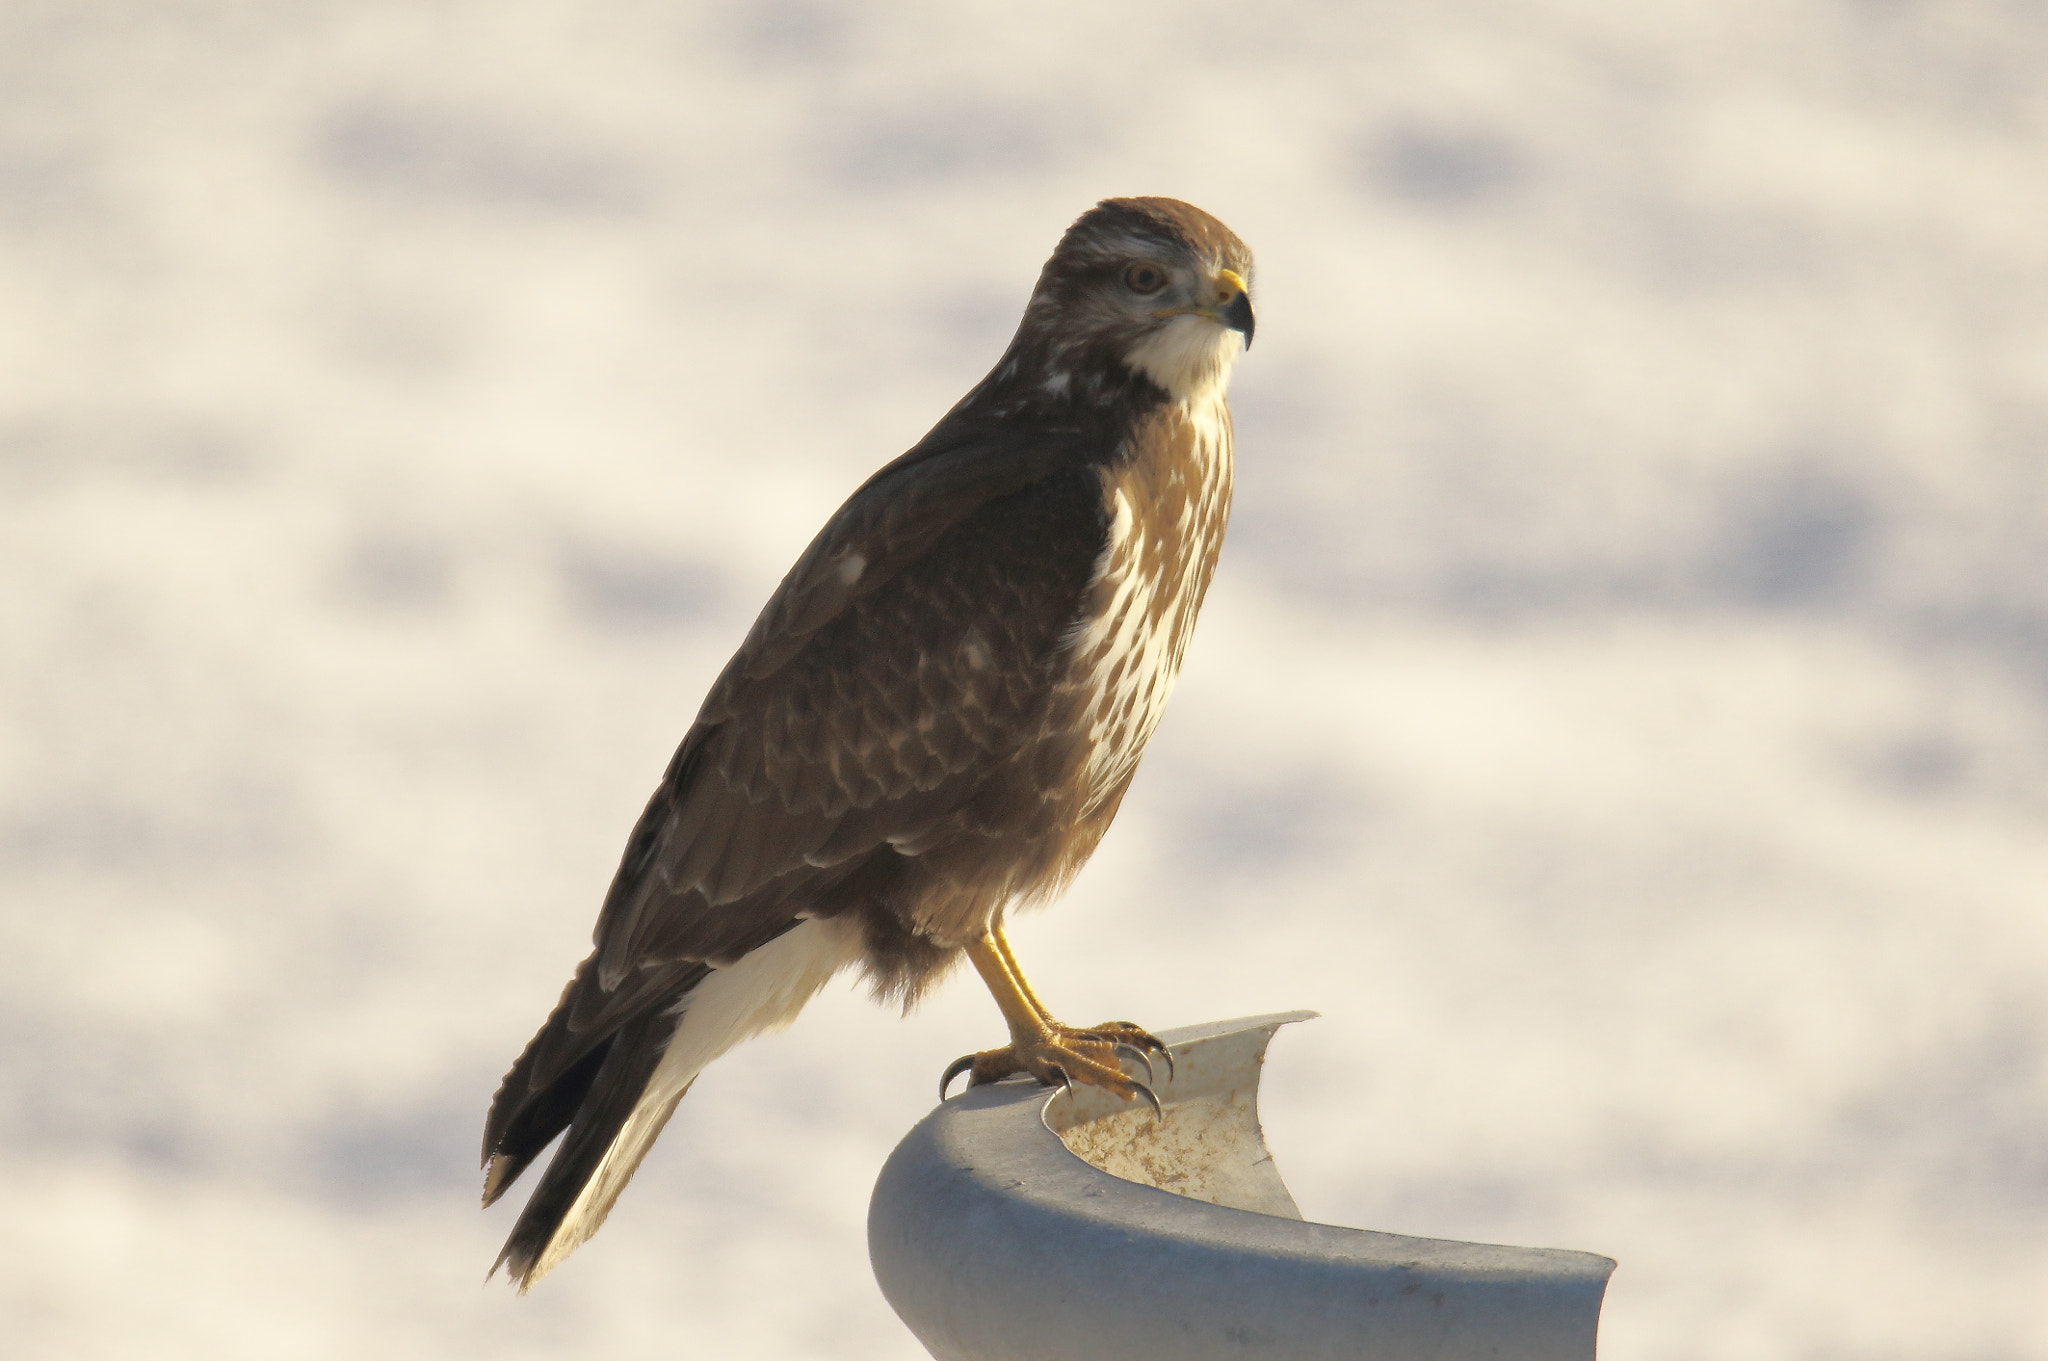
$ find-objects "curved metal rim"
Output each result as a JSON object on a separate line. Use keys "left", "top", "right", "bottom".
{"left": 870, "top": 1013, "right": 1616, "bottom": 1361}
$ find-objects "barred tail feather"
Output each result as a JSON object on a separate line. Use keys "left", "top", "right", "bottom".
{"left": 491, "top": 1009, "right": 683, "bottom": 1288}
{"left": 489, "top": 918, "right": 863, "bottom": 1288}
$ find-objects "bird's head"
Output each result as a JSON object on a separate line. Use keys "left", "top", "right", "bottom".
{"left": 1010, "top": 197, "right": 1255, "bottom": 408}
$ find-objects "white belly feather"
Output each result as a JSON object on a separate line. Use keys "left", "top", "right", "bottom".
{"left": 1068, "top": 392, "right": 1233, "bottom": 811}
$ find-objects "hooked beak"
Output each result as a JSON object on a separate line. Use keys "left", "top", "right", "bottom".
{"left": 1211, "top": 267, "right": 1254, "bottom": 349}
{"left": 1150, "top": 266, "right": 1256, "bottom": 349}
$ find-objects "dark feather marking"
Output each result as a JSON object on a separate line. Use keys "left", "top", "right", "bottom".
{"left": 481, "top": 1037, "right": 610, "bottom": 1208}
{"left": 492, "top": 1008, "right": 686, "bottom": 1287}
{"left": 482, "top": 953, "right": 710, "bottom": 1193}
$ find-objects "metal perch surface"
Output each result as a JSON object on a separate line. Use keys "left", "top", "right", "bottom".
{"left": 870, "top": 1012, "right": 1615, "bottom": 1361}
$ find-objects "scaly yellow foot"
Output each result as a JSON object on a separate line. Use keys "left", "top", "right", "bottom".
{"left": 938, "top": 928, "right": 1173, "bottom": 1115}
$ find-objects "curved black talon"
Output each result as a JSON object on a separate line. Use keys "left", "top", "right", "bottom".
{"left": 1102, "top": 1022, "right": 1175, "bottom": 1084}
{"left": 1131, "top": 1079, "right": 1164, "bottom": 1121}
{"left": 1114, "top": 1041, "right": 1156, "bottom": 1086}
{"left": 1047, "top": 1064, "right": 1074, "bottom": 1097}
{"left": 1130, "top": 1032, "right": 1175, "bottom": 1084}
{"left": 939, "top": 1053, "right": 976, "bottom": 1100}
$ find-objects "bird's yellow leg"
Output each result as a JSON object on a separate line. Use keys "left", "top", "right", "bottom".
{"left": 942, "top": 927, "right": 1172, "bottom": 1113}
{"left": 963, "top": 931, "right": 1049, "bottom": 1040}
{"left": 988, "top": 922, "right": 1052, "bottom": 1026}
{"left": 990, "top": 923, "right": 1169, "bottom": 1083}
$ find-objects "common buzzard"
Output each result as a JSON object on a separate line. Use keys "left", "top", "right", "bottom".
{"left": 483, "top": 196, "right": 1256, "bottom": 1287}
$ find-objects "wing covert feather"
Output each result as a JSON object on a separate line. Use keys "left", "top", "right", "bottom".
{"left": 589, "top": 422, "right": 1108, "bottom": 988}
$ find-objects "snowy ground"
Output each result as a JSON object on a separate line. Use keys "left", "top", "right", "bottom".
{"left": 4, "top": 2, "right": 2046, "bottom": 1357}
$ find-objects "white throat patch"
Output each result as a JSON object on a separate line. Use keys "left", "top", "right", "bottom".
{"left": 1123, "top": 315, "right": 1245, "bottom": 404}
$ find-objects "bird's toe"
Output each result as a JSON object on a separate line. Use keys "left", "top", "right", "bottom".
{"left": 939, "top": 1018, "right": 1174, "bottom": 1116}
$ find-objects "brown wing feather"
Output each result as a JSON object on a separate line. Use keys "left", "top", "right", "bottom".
{"left": 587, "top": 424, "right": 1098, "bottom": 982}
{"left": 482, "top": 418, "right": 1110, "bottom": 1195}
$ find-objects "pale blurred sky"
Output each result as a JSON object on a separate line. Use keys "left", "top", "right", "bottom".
{"left": 4, "top": 2, "right": 2047, "bottom": 1358}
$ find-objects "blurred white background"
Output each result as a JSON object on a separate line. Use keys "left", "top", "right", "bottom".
{"left": 4, "top": 2, "right": 2046, "bottom": 1357}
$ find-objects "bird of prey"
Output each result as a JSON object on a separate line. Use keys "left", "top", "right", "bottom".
{"left": 482, "top": 196, "right": 1256, "bottom": 1288}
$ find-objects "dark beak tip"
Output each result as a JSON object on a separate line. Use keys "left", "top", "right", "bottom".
{"left": 1224, "top": 292, "right": 1256, "bottom": 349}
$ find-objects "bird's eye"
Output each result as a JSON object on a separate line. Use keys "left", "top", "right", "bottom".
{"left": 1122, "top": 263, "right": 1168, "bottom": 295}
